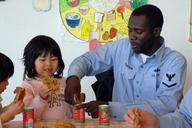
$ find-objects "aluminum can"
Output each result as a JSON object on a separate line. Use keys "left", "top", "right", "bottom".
{"left": 99, "top": 105, "right": 110, "bottom": 125}
{"left": 23, "top": 107, "right": 34, "bottom": 128}
{"left": 74, "top": 104, "right": 85, "bottom": 123}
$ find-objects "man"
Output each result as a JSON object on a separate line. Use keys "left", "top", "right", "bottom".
{"left": 65, "top": 4, "right": 187, "bottom": 120}
{"left": 124, "top": 87, "right": 192, "bottom": 128}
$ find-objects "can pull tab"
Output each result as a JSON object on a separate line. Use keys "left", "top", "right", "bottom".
{"left": 74, "top": 93, "right": 86, "bottom": 104}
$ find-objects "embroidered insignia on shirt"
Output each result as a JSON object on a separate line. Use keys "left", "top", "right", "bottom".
{"left": 153, "top": 68, "right": 160, "bottom": 77}
{"left": 162, "top": 73, "right": 177, "bottom": 88}
{"left": 162, "top": 82, "right": 177, "bottom": 88}
{"left": 154, "top": 68, "right": 160, "bottom": 72}
{"left": 166, "top": 73, "right": 175, "bottom": 81}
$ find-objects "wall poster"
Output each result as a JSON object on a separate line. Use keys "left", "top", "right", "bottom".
{"left": 60, "top": 0, "right": 147, "bottom": 51}
{"left": 33, "top": 0, "right": 51, "bottom": 12}
{"left": 189, "top": 0, "right": 192, "bottom": 42}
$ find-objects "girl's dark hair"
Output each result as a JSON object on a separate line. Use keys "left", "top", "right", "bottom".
{"left": 0, "top": 53, "right": 14, "bottom": 83}
{"left": 131, "top": 4, "right": 164, "bottom": 30}
{"left": 22, "top": 35, "right": 64, "bottom": 79}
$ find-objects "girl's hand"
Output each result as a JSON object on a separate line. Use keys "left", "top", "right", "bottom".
{"left": 39, "top": 85, "right": 51, "bottom": 100}
{"left": 8, "top": 100, "right": 24, "bottom": 116}
{"left": 124, "top": 108, "right": 160, "bottom": 128}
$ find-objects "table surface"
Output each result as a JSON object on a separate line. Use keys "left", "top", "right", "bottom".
{"left": 3, "top": 119, "right": 129, "bottom": 128}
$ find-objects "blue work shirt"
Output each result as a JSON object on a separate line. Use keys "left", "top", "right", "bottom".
{"left": 160, "top": 87, "right": 192, "bottom": 128}
{"left": 68, "top": 37, "right": 187, "bottom": 120}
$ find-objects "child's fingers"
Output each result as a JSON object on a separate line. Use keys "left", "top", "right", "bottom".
{"left": 124, "top": 109, "right": 136, "bottom": 124}
{"left": 124, "top": 114, "right": 134, "bottom": 124}
{"left": 127, "top": 108, "right": 136, "bottom": 120}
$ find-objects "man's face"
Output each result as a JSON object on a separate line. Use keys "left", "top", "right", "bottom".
{"left": 128, "top": 15, "right": 156, "bottom": 55}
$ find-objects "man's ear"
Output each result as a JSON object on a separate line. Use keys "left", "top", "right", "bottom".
{"left": 153, "top": 27, "right": 161, "bottom": 37}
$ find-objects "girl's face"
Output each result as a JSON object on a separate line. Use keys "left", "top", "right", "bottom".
{"left": 0, "top": 79, "right": 8, "bottom": 93}
{"left": 34, "top": 53, "right": 59, "bottom": 78}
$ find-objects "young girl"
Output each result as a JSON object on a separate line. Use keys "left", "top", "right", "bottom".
{"left": 0, "top": 53, "right": 24, "bottom": 127}
{"left": 21, "top": 35, "right": 73, "bottom": 120}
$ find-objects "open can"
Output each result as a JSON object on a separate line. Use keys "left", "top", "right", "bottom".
{"left": 99, "top": 105, "right": 110, "bottom": 125}
{"left": 74, "top": 104, "right": 85, "bottom": 123}
{"left": 23, "top": 107, "right": 34, "bottom": 128}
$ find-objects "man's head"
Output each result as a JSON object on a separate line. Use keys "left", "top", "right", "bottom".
{"left": 128, "top": 4, "right": 164, "bottom": 55}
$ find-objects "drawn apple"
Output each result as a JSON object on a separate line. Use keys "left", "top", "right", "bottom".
{"left": 67, "top": 0, "right": 80, "bottom": 7}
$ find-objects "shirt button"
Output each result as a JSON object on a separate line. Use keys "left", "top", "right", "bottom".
{"left": 136, "top": 81, "right": 139, "bottom": 84}
{"left": 136, "top": 95, "right": 140, "bottom": 98}
{"left": 141, "top": 66, "right": 143, "bottom": 68}
{"left": 113, "top": 115, "right": 117, "bottom": 118}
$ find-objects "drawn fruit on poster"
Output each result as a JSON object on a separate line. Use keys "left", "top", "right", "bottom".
{"left": 60, "top": 0, "right": 147, "bottom": 43}
{"left": 67, "top": 0, "right": 80, "bottom": 7}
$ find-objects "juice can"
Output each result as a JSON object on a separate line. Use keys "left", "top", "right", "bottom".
{"left": 74, "top": 104, "right": 85, "bottom": 123}
{"left": 23, "top": 107, "right": 34, "bottom": 128}
{"left": 99, "top": 105, "right": 110, "bottom": 126}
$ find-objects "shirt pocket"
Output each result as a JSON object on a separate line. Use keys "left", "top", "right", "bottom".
{"left": 121, "top": 63, "right": 136, "bottom": 80}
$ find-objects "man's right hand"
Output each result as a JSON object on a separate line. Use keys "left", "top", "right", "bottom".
{"left": 65, "top": 76, "right": 81, "bottom": 105}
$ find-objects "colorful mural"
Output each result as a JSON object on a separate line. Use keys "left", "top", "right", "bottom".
{"left": 59, "top": 0, "right": 147, "bottom": 43}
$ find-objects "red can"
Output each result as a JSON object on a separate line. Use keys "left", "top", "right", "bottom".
{"left": 23, "top": 107, "right": 34, "bottom": 128}
{"left": 99, "top": 105, "right": 110, "bottom": 125}
{"left": 74, "top": 104, "right": 85, "bottom": 123}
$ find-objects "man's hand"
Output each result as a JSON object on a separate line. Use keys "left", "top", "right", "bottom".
{"left": 78, "top": 100, "right": 108, "bottom": 118}
{"left": 65, "top": 76, "right": 81, "bottom": 105}
{"left": 124, "top": 108, "right": 160, "bottom": 128}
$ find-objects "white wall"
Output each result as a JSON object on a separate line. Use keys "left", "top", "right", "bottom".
{"left": 0, "top": 0, "right": 191, "bottom": 120}
{"left": 149, "top": 0, "right": 192, "bottom": 93}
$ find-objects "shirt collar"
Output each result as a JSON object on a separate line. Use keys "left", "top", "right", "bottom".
{"left": 128, "top": 37, "right": 165, "bottom": 65}
{"left": 26, "top": 77, "right": 42, "bottom": 81}
{"left": 150, "top": 36, "right": 165, "bottom": 64}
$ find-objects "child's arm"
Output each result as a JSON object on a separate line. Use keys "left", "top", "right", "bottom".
{"left": 0, "top": 101, "right": 24, "bottom": 124}
{"left": 22, "top": 81, "right": 51, "bottom": 120}
{"left": 33, "top": 85, "right": 51, "bottom": 120}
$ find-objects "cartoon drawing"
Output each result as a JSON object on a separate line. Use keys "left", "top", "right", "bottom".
{"left": 67, "top": 0, "right": 80, "bottom": 7}
{"left": 60, "top": 0, "right": 147, "bottom": 43}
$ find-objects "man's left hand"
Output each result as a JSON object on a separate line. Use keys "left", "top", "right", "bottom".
{"left": 79, "top": 101, "right": 108, "bottom": 118}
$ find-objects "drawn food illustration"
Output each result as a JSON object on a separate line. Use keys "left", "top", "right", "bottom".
{"left": 67, "top": 0, "right": 80, "bottom": 7}
{"left": 117, "top": 6, "right": 125, "bottom": 19}
{"left": 65, "top": 12, "right": 81, "bottom": 28}
{"left": 60, "top": 0, "right": 147, "bottom": 43}
{"left": 109, "top": 27, "right": 117, "bottom": 39}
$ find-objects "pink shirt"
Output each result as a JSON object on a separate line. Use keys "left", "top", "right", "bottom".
{"left": 21, "top": 77, "right": 73, "bottom": 120}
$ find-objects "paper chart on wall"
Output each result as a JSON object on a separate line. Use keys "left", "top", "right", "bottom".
{"left": 189, "top": 0, "right": 192, "bottom": 43}
{"left": 59, "top": 0, "right": 147, "bottom": 43}
{"left": 33, "top": 0, "right": 51, "bottom": 12}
